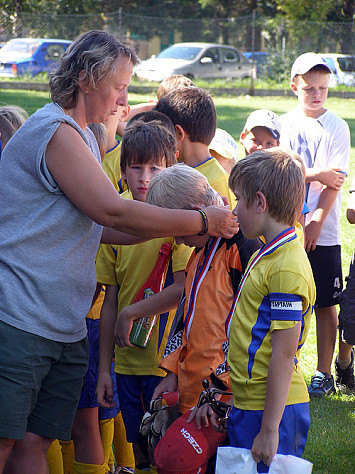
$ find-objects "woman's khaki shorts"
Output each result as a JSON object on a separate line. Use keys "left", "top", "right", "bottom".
{"left": 0, "top": 320, "right": 88, "bottom": 440}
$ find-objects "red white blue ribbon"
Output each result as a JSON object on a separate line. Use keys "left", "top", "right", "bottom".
{"left": 225, "top": 227, "right": 297, "bottom": 339}
{"left": 184, "top": 237, "right": 221, "bottom": 340}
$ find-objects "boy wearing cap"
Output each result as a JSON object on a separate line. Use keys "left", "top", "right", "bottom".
{"left": 240, "top": 109, "right": 281, "bottom": 156}
{"left": 280, "top": 52, "right": 350, "bottom": 398}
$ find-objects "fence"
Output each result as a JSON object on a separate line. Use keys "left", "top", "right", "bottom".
{"left": 0, "top": 9, "right": 354, "bottom": 61}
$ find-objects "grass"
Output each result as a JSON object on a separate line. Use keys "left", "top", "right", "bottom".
{"left": 1, "top": 88, "right": 355, "bottom": 473}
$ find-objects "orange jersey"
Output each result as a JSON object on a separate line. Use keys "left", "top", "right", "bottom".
{"left": 160, "top": 232, "right": 261, "bottom": 413}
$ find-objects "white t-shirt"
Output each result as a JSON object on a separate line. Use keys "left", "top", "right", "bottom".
{"left": 280, "top": 108, "right": 350, "bottom": 245}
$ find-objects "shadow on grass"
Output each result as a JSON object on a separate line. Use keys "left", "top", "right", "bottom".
{"left": 304, "top": 393, "right": 355, "bottom": 473}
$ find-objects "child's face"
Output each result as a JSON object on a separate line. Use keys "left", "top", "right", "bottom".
{"left": 291, "top": 71, "right": 329, "bottom": 117}
{"left": 175, "top": 233, "right": 210, "bottom": 249}
{"left": 232, "top": 187, "right": 261, "bottom": 240}
{"left": 240, "top": 127, "right": 279, "bottom": 156}
{"left": 122, "top": 160, "right": 166, "bottom": 202}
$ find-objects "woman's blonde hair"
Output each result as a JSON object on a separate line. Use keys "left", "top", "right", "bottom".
{"left": 147, "top": 163, "right": 224, "bottom": 209}
{"left": 229, "top": 149, "right": 305, "bottom": 226}
{"left": 50, "top": 30, "right": 138, "bottom": 109}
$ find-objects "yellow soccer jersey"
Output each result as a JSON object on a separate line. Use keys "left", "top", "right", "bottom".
{"left": 194, "top": 157, "right": 235, "bottom": 209}
{"left": 102, "top": 142, "right": 127, "bottom": 193}
{"left": 96, "top": 191, "right": 192, "bottom": 376}
{"left": 227, "top": 229, "right": 316, "bottom": 410}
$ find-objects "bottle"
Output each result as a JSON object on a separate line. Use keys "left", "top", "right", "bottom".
{"left": 129, "top": 242, "right": 172, "bottom": 348}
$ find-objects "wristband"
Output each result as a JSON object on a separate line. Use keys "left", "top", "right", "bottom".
{"left": 196, "top": 209, "right": 208, "bottom": 236}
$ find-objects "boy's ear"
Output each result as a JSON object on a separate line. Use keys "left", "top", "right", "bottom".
{"left": 290, "top": 81, "right": 298, "bottom": 96}
{"left": 255, "top": 191, "right": 267, "bottom": 214}
{"left": 120, "top": 105, "right": 130, "bottom": 122}
{"left": 175, "top": 124, "right": 185, "bottom": 142}
{"left": 239, "top": 130, "right": 246, "bottom": 144}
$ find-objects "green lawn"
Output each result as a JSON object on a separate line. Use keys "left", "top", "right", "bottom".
{"left": 1, "top": 89, "right": 355, "bottom": 473}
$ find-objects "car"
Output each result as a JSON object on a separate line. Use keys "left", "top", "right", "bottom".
{"left": 134, "top": 42, "right": 253, "bottom": 82}
{"left": 0, "top": 38, "right": 71, "bottom": 77}
{"left": 321, "top": 53, "right": 355, "bottom": 87}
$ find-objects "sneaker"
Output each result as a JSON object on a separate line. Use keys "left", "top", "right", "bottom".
{"left": 113, "top": 467, "right": 134, "bottom": 474}
{"left": 335, "top": 349, "right": 355, "bottom": 392}
{"left": 308, "top": 370, "right": 336, "bottom": 398}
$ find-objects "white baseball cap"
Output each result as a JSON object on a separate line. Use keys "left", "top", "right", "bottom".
{"left": 243, "top": 109, "right": 281, "bottom": 140}
{"left": 209, "top": 128, "right": 238, "bottom": 160}
{"left": 291, "top": 52, "right": 332, "bottom": 81}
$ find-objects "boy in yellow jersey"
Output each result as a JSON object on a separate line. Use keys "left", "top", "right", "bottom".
{"left": 154, "top": 86, "right": 235, "bottom": 208}
{"left": 96, "top": 120, "right": 192, "bottom": 474}
{"left": 206, "top": 150, "right": 315, "bottom": 473}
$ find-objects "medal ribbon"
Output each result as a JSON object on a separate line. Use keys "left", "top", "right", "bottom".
{"left": 225, "top": 227, "right": 297, "bottom": 338}
{"left": 184, "top": 237, "right": 221, "bottom": 339}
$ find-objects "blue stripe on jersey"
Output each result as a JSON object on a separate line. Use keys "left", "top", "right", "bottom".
{"left": 247, "top": 296, "right": 271, "bottom": 381}
{"left": 269, "top": 293, "right": 302, "bottom": 321}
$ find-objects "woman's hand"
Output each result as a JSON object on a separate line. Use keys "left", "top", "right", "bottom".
{"left": 204, "top": 206, "right": 239, "bottom": 239}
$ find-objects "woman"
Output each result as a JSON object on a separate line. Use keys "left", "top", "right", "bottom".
{"left": 0, "top": 30, "right": 237, "bottom": 473}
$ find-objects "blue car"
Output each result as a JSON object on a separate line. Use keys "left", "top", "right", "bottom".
{"left": 0, "top": 38, "right": 71, "bottom": 77}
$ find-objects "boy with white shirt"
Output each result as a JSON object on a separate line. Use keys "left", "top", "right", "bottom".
{"left": 280, "top": 52, "right": 350, "bottom": 398}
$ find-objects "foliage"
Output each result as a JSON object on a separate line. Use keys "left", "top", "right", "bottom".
{"left": 276, "top": 0, "right": 342, "bottom": 22}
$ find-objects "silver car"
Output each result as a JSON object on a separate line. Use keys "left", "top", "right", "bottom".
{"left": 134, "top": 42, "right": 253, "bottom": 82}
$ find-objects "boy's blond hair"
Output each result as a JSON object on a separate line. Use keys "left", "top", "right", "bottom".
{"left": 88, "top": 123, "right": 108, "bottom": 161}
{"left": 0, "top": 105, "right": 28, "bottom": 130}
{"left": 156, "top": 74, "right": 195, "bottom": 100}
{"left": 229, "top": 149, "right": 305, "bottom": 226}
{"left": 147, "top": 163, "right": 223, "bottom": 210}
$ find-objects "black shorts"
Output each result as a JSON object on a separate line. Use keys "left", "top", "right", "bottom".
{"left": 338, "top": 252, "right": 355, "bottom": 345}
{"left": 308, "top": 245, "right": 343, "bottom": 308}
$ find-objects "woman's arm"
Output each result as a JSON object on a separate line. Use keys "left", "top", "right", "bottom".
{"left": 46, "top": 123, "right": 238, "bottom": 239}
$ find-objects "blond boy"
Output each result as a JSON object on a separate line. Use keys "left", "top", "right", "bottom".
{"left": 280, "top": 52, "right": 350, "bottom": 397}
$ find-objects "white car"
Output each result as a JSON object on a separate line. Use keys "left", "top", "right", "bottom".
{"left": 134, "top": 42, "right": 253, "bottom": 82}
{"left": 321, "top": 53, "right": 355, "bottom": 87}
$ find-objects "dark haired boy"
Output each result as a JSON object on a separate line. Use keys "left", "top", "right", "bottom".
{"left": 155, "top": 86, "right": 235, "bottom": 208}
{"left": 96, "top": 120, "right": 192, "bottom": 473}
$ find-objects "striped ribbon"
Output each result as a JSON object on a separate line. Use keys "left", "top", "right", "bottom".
{"left": 184, "top": 237, "right": 221, "bottom": 339}
{"left": 225, "top": 227, "right": 297, "bottom": 338}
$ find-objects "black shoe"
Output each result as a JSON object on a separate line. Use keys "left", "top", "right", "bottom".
{"left": 308, "top": 371, "right": 336, "bottom": 398}
{"left": 335, "top": 349, "right": 355, "bottom": 392}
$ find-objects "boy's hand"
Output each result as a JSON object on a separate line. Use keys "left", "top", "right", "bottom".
{"left": 151, "top": 372, "right": 178, "bottom": 401}
{"left": 96, "top": 371, "right": 116, "bottom": 408}
{"left": 187, "top": 403, "right": 214, "bottom": 430}
{"left": 318, "top": 168, "right": 346, "bottom": 190}
{"left": 251, "top": 428, "right": 279, "bottom": 467}
{"left": 114, "top": 308, "right": 134, "bottom": 347}
{"left": 204, "top": 205, "right": 239, "bottom": 239}
{"left": 305, "top": 220, "right": 322, "bottom": 252}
